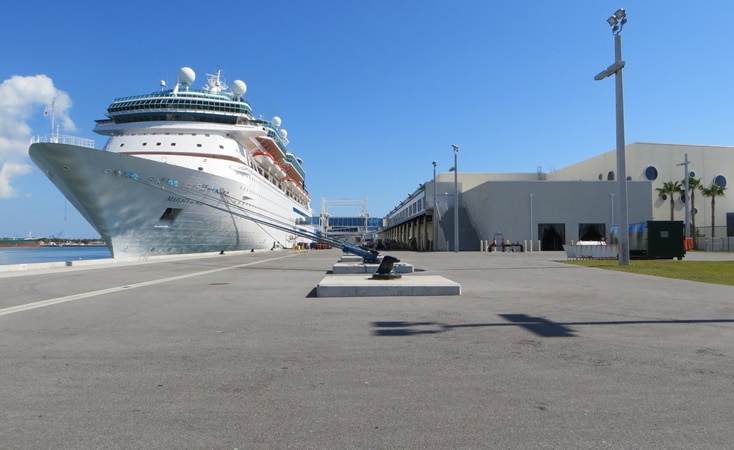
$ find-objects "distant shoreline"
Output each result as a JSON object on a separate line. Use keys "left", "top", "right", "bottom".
{"left": 0, "top": 238, "right": 106, "bottom": 248}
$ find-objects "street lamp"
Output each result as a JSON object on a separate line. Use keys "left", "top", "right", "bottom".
{"left": 677, "top": 154, "right": 691, "bottom": 239}
{"left": 594, "top": 7, "right": 630, "bottom": 266}
{"left": 452, "top": 144, "right": 459, "bottom": 252}
{"left": 432, "top": 160, "right": 437, "bottom": 251}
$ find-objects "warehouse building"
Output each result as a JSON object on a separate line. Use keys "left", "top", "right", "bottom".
{"left": 380, "top": 142, "right": 733, "bottom": 251}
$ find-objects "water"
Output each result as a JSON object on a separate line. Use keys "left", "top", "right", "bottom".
{"left": 0, "top": 246, "right": 112, "bottom": 266}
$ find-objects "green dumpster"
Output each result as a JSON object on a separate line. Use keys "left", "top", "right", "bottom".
{"left": 646, "top": 220, "right": 685, "bottom": 260}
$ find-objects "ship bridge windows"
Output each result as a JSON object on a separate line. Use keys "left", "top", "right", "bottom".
{"left": 156, "top": 207, "right": 182, "bottom": 228}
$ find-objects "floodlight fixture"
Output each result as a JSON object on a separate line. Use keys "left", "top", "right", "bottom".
{"left": 607, "top": 8, "right": 627, "bottom": 34}
{"left": 594, "top": 60, "right": 626, "bottom": 80}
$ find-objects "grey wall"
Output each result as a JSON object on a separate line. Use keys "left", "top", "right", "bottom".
{"left": 460, "top": 180, "right": 652, "bottom": 249}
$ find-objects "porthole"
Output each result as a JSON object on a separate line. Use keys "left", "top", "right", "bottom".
{"left": 644, "top": 166, "right": 658, "bottom": 181}
{"left": 661, "top": 194, "right": 668, "bottom": 201}
{"left": 714, "top": 175, "right": 727, "bottom": 188}
{"left": 689, "top": 170, "right": 696, "bottom": 178}
{"left": 598, "top": 173, "right": 603, "bottom": 180}
{"left": 607, "top": 171, "right": 615, "bottom": 181}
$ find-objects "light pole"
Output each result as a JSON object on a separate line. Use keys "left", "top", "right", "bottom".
{"left": 432, "top": 160, "right": 437, "bottom": 251}
{"left": 443, "top": 192, "right": 448, "bottom": 251}
{"left": 610, "top": 192, "right": 615, "bottom": 228}
{"left": 452, "top": 144, "right": 459, "bottom": 252}
{"left": 677, "top": 153, "right": 691, "bottom": 239}
{"left": 594, "top": 7, "right": 630, "bottom": 266}
{"left": 529, "top": 193, "right": 534, "bottom": 251}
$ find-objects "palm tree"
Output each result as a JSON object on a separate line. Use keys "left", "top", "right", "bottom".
{"left": 700, "top": 183, "right": 727, "bottom": 238}
{"left": 656, "top": 180, "right": 682, "bottom": 220}
{"left": 685, "top": 176, "right": 702, "bottom": 244}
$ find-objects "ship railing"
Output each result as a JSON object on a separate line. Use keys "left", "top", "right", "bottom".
{"left": 31, "top": 134, "right": 96, "bottom": 149}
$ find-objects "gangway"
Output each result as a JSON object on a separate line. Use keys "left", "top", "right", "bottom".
{"left": 120, "top": 171, "right": 383, "bottom": 263}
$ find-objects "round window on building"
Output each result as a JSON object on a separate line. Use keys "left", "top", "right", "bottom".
{"left": 598, "top": 173, "right": 603, "bottom": 180}
{"left": 689, "top": 170, "right": 696, "bottom": 178}
{"left": 644, "top": 166, "right": 658, "bottom": 181}
{"left": 714, "top": 175, "right": 727, "bottom": 188}
{"left": 607, "top": 171, "right": 615, "bottom": 181}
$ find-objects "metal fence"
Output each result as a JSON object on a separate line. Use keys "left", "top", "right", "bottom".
{"left": 694, "top": 226, "right": 733, "bottom": 251}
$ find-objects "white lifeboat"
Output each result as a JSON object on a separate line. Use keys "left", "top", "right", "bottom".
{"left": 253, "top": 151, "right": 275, "bottom": 168}
{"left": 284, "top": 177, "right": 299, "bottom": 190}
{"left": 272, "top": 161, "right": 287, "bottom": 179}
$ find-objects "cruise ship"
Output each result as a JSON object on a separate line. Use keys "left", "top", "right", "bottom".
{"left": 29, "top": 67, "right": 313, "bottom": 257}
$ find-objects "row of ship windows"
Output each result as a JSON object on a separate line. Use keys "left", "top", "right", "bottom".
{"left": 118, "top": 142, "right": 225, "bottom": 149}
{"left": 113, "top": 113, "right": 240, "bottom": 125}
{"left": 128, "top": 132, "right": 210, "bottom": 136}
{"left": 110, "top": 99, "right": 249, "bottom": 114}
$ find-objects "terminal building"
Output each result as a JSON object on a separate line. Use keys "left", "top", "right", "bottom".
{"left": 379, "top": 142, "right": 734, "bottom": 251}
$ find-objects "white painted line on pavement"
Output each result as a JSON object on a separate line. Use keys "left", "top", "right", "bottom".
{"left": 0, "top": 254, "right": 297, "bottom": 317}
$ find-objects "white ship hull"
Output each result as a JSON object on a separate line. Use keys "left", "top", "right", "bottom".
{"left": 30, "top": 142, "right": 312, "bottom": 257}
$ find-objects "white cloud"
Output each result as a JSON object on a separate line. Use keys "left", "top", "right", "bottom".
{"left": 0, "top": 74, "right": 75, "bottom": 198}
{"left": 0, "top": 162, "right": 32, "bottom": 199}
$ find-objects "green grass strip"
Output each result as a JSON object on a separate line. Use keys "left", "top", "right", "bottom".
{"left": 565, "top": 259, "right": 734, "bottom": 286}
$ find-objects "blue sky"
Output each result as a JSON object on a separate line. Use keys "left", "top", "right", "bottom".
{"left": 1, "top": 1, "right": 733, "bottom": 238}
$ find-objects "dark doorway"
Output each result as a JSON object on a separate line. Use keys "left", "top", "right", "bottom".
{"left": 578, "top": 223, "right": 606, "bottom": 241}
{"left": 538, "top": 223, "right": 565, "bottom": 251}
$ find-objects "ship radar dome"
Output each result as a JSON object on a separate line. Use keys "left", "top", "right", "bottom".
{"left": 231, "top": 79, "right": 247, "bottom": 96}
{"left": 280, "top": 129, "right": 288, "bottom": 138}
{"left": 178, "top": 67, "right": 196, "bottom": 87}
{"left": 272, "top": 116, "right": 282, "bottom": 127}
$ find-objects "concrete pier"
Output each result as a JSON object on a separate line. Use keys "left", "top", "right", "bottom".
{"left": 1, "top": 248, "right": 733, "bottom": 448}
